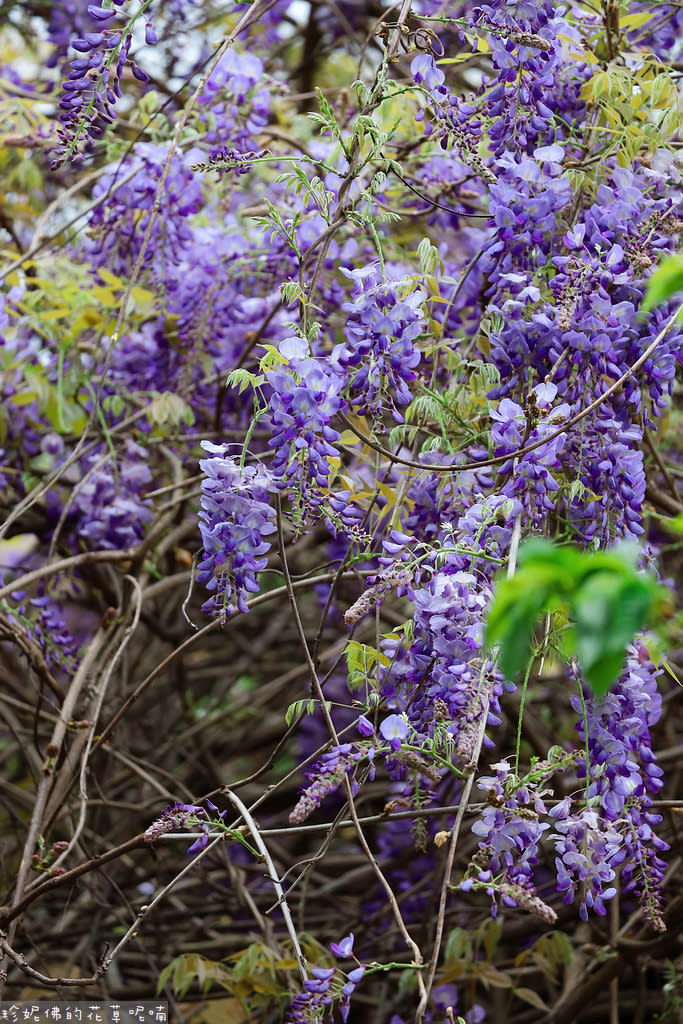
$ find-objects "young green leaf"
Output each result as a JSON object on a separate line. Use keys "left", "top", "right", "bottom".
{"left": 485, "top": 564, "right": 564, "bottom": 680}
{"left": 641, "top": 251, "right": 683, "bottom": 312}
{"left": 486, "top": 539, "right": 665, "bottom": 696}
{"left": 572, "top": 572, "right": 657, "bottom": 696}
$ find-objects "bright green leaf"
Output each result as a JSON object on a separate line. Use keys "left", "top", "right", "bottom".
{"left": 573, "top": 572, "right": 656, "bottom": 696}
{"left": 486, "top": 539, "right": 664, "bottom": 696}
{"left": 485, "top": 564, "right": 563, "bottom": 680}
{"left": 642, "top": 252, "right": 683, "bottom": 312}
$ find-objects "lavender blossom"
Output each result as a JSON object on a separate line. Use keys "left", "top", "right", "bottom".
{"left": 86, "top": 143, "right": 203, "bottom": 276}
{"left": 569, "top": 645, "right": 669, "bottom": 927}
{"left": 551, "top": 809, "right": 623, "bottom": 921}
{"left": 197, "top": 443, "right": 276, "bottom": 618}
{"left": 72, "top": 440, "right": 153, "bottom": 551}
{"left": 286, "top": 968, "right": 335, "bottom": 1023}
{"left": 52, "top": 1, "right": 153, "bottom": 166}
{"left": 144, "top": 802, "right": 206, "bottom": 844}
{"left": 333, "top": 263, "right": 425, "bottom": 421}
{"left": 197, "top": 49, "right": 271, "bottom": 158}
{"left": 265, "top": 339, "right": 344, "bottom": 518}
{"left": 471, "top": 760, "right": 551, "bottom": 895}
{"left": 289, "top": 744, "right": 366, "bottom": 823}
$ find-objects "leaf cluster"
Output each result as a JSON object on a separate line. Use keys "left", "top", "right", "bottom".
{"left": 485, "top": 539, "right": 667, "bottom": 696}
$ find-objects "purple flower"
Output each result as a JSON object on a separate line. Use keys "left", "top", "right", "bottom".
{"left": 380, "top": 714, "right": 409, "bottom": 751}
{"left": 471, "top": 761, "right": 551, "bottom": 890}
{"left": 333, "top": 264, "right": 425, "bottom": 421}
{"left": 143, "top": 800, "right": 228, "bottom": 856}
{"left": 52, "top": 1, "right": 157, "bottom": 165}
{"left": 567, "top": 646, "right": 668, "bottom": 927}
{"left": 286, "top": 968, "right": 336, "bottom": 1023}
{"left": 72, "top": 440, "right": 153, "bottom": 551}
{"left": 357, "top": 715, "right": 375, "bottom": 737}
{"left": 87, "top": 5, "right": 116, "bottom": 21}
{"left": 411, "top": 53, "right": 445, "bottom": 90}
{"left": 197, "top": 443, "right": 276, "bottom": 618}
{"left": 144, "top": 802, "right": 205, "bottom": 844}
{"left": 290, "top": 744, "right": 366, "bottom": 823}
{"left": 551, "top": 809, "right": 623, "bottom": 920}
{"left": 264, "top": 342, "right": 345, "bottom": 519}
{"left": 86, "top": 143, "right": 203, "bottom": 276}
{"left": 198, "top": 49, "right": 270, "bottom": 157}
{"left": 339, "top": 965, "right": 365, "bottom": 1022}
{"left": 330, "top": 933, "right": 354, "bottom": 958}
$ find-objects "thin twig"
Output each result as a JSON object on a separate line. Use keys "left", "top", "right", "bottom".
{"left": 222, "top": 788, "right": 308, "bottom": 985}
{"left": 1, "top": 625, "right": 110, "bottom": 991}
{"left": 416, "top": 677, "right": 493, "bottom": 1022}
{"left": 0, "top": 549, "right": 138, "bottom": 605}
{"left": 94, "top": 569, "right": 374, "bottom": 754}
{"left": 45, "top": 578, "right": 144, "bottom": 876}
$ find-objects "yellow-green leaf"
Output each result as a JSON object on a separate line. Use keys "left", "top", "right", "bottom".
{"left": 514, "top": 987, "right": 549, "bottom": 1011}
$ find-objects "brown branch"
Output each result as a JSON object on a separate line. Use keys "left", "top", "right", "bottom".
{"left": 0, "top": 610, "right": 65, "bottom": 702}
{"left": 0, "top": 835, "right": 148, "bottom": 929}
{"left": 0, "top": 549, "right": 138, "bottom": 605}
{"left": 546, "top": 893, "right": 683, "bottom": 1023}
{"left": 645, "top": 482, "right": 683, "bottom": 517}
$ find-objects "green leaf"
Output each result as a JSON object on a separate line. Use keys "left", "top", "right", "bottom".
{"left": 444, "top": 927, "right": 471, "bottom": 962}
{"left": 485, "top": 560, "right": 572, "bottom": 680}
{"left": 642, "top": 252, "right": 683, "bottom": 312}
{"left": 346, "top": 640, "right": 391, "bottom": 691}
{"left": 157, "top": 953, "right": 234, "bottom": 997}
{"left": 485, "top": 539, "right": 664, "bottom": 696}
{"left": 572, "top": 572, "right": 655, "bottom": 696}
{"left": 574, "top": 540, "right": 640, "bottom": 579}
{"left": 514, "top": 987, "right": 549, "bottom": 1011}
{"left": 664, "top": 513, "right": 683, "bottom": 535}
{"left": 285, "top": 699, "right": 306, "bottom": 725}
{"left": 148, "top": 391, "right": 195, "bottom": 427}
{"left": 226, "top": 368, "right": 261, "bottom": 395}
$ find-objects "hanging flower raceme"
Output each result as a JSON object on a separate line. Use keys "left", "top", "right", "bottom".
{"left": 569, "top": 645, "right": 668, "bottom": 928}
{"left": 412, "top": 54, "right": 490, "bottom": 183}
{"left": 86, "top": 142, "right": 203, "bottom": 276}
{"left": 289, "top": 743, "right": 370, "bottom": 824}
{"left": 264, "top": 336, "right": 346, "bottom": 523}
{"left": 333, "top": 264, "right": 425, "bottom": 422}
{"left": 72, "top": 439, "right": 154, "bottom": 551}
{"left": 197, "top": 443, "right": 277, "bottom": 618}
{"left": 468, "top": 760, "right": 554, "bottom": 918}
{"left": 286, "top": 969, "right": 341, "bottom": 1024}
{"left": 488, "top": 382, "right": 568, "bottom": 527}
{"left": 52, "top": 0, "right": 154, "bottom": 167}
{"left": 550, "top": 807, "right": 624, "bottom": 921}
{"left": 197, "top": 49, "right": 272, "bottom": 158}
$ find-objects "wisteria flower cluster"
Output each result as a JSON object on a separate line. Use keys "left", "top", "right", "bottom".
{"left": 86, "top": 142, "right": 203, "bottom": 275}
{"left": 261, "top": 336, "right": 348, "bottom": 523}
{"left": 333, "top": 263, "right": 426, "bottom": 421}
{"left": 72, "top": 439, "right": 154, "bottom": 551}
{"left": 289, "top": 742, "right": 371, "bottom": 824}
{"left": 197, "top": 50, "right": 272, "bottom": 158}
{"left": 197, "top": 442, "right": 277, "bottom": 617}
{"left": 53, "top": 0, "right": 153, "bottom": 166}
